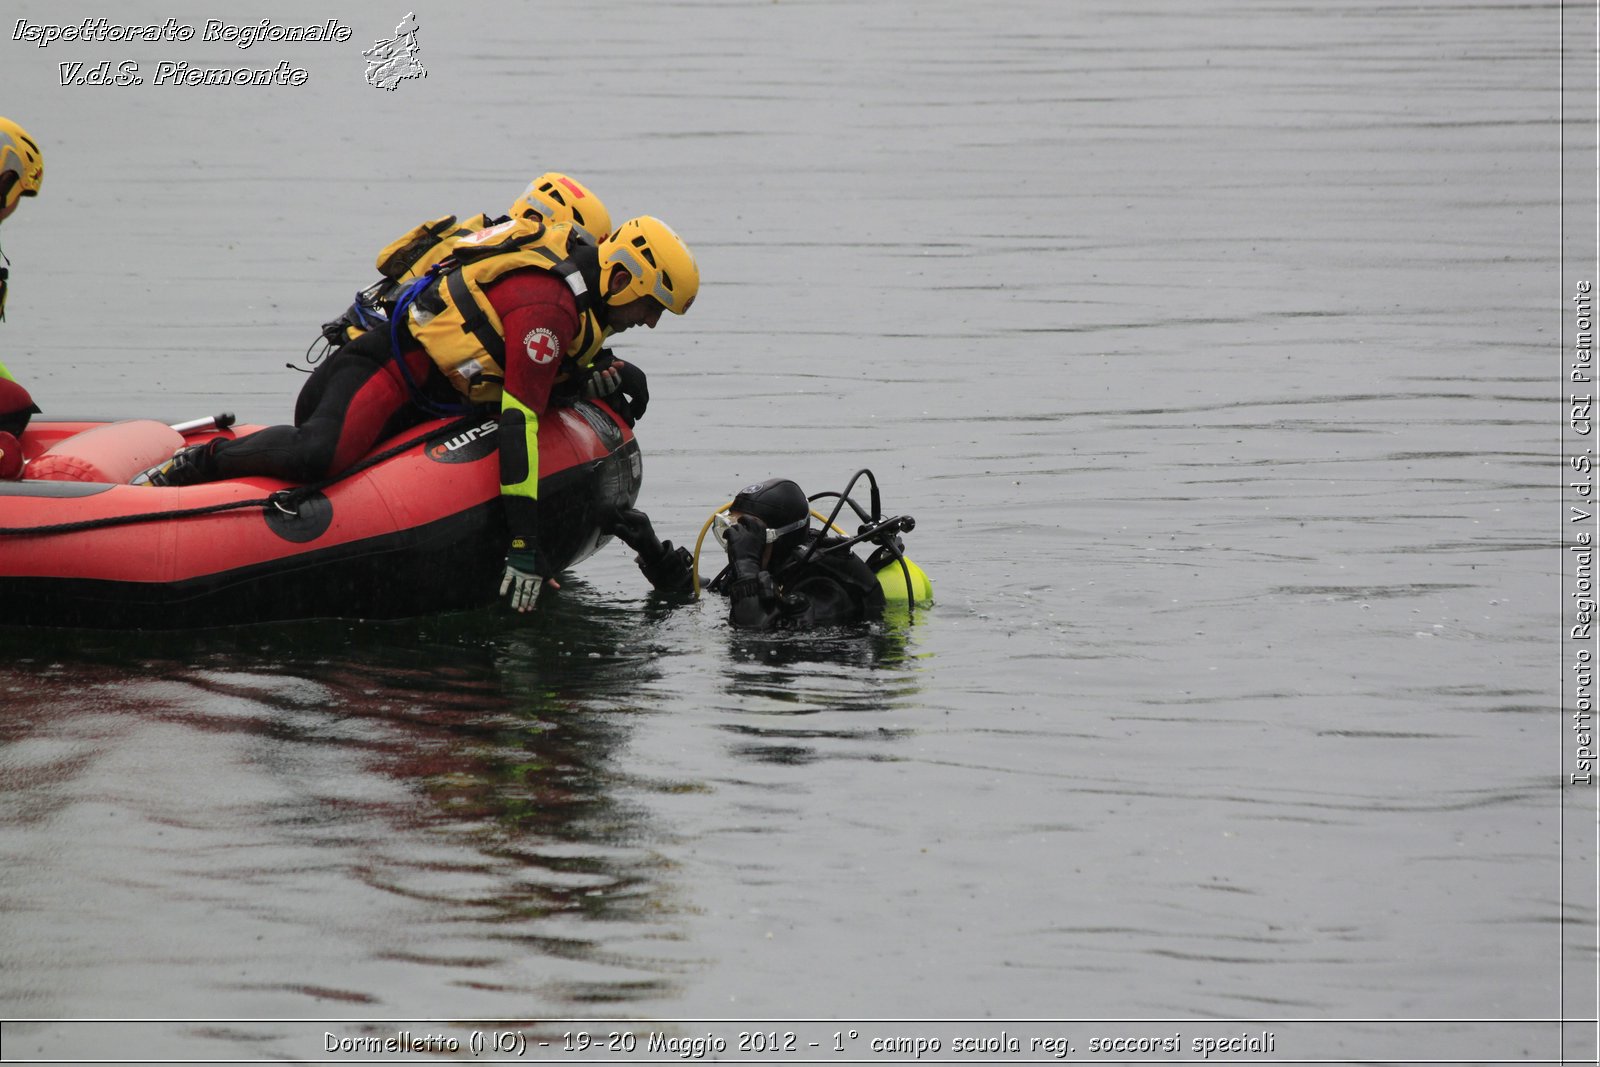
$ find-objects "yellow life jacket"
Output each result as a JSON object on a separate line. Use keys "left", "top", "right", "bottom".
{"left": 405, "top": 218, "right": 608, "bottom": 405}
{"left": 373, "top": 212, "right": 498, "bottom": 284}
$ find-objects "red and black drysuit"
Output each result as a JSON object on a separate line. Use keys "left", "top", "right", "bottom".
{"left": 199, "top": 250, "right": 604, "bottom": 563}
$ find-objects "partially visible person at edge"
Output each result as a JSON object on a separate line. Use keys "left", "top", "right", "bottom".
{"left": 135, "top": 214, "right": 700, "bottom": 614}
{"left": 609, "top": 478, "right": 888, "bottom": 631}
{"left": 316, "top": 172, "right": 646, "bottom": 424}
{"left": 0, "top": 115, "right": 44, "bottom": 479}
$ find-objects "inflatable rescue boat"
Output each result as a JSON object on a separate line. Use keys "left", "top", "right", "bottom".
{"left": 0, "top": 402, "right": 641, "bottom": 628}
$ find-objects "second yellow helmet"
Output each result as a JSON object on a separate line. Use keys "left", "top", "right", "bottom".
{"left": 509, "top": 172, "right": 610, "bottom": 242}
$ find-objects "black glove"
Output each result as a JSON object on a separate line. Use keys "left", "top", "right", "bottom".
{"left": 609, "top": 507, "right": 665, "bottom": 560}
{"left": 723, "top": 515, "right": 768, "bottom": 569}
{"left": 639, "top": 543, "right": 694, "bottom": 593}
{"left": 615, "top": 359, "right": 649, "bottom": 425}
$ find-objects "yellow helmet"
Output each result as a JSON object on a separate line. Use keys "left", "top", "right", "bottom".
{"left": 0, "top": 117, "right": 43, "bottom": 216}
{"left": 509, "top": 172, "right": 610, "bottom": 242}
{"left": 599, "top": 216, "right": 698, "bottom": 315}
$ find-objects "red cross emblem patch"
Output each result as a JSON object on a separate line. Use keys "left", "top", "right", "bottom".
{"left": 523, "top": 327, "right": 560, "bottom": 365}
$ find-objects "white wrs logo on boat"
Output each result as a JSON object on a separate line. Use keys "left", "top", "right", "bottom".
{"left": 428, "top": 418, "right": 498, "bottom": 463}
{"left": 363, "top": 12, "right": 426, "bottom": 91}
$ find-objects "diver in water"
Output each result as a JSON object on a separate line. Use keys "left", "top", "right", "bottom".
{"left": 609, "top": 472, "right": 931, "bottom": 631}
{"left": 0, "top": 115, "right": 44, "bottom": 474}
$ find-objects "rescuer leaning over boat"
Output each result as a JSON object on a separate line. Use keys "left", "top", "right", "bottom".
{"left": 314, "top": 172, "right": 612, "bottom": 359}
{"left": 134, "top": 214, "right": 700, "bottom": 615}
{"left": 309, "top": 173, "right": 648, "bottom": 426}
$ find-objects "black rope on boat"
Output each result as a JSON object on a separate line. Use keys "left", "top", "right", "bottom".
{"left": 0, "top": 497, "right": 281, "bottom": 538}
{"left": 0, "top": 420, "right": 466, "bottom": 538}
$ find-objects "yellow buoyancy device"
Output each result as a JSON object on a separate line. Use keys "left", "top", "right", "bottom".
{"left": 405, "top": 218, "right": 607, "bottom": 404}
{"left": 374, "top": 212, "right": 497, "bottom": 284}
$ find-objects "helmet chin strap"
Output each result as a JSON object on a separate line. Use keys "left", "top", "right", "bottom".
{"left": 573, "top": 246, "right": 613, "bottom": 329}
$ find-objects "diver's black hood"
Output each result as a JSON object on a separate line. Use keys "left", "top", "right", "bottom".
{"left": 732, "top": 478, "right": 809, "bottom": 543}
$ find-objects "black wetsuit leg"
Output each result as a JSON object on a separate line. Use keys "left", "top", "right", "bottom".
{"left": 210, "top": 331, "right": 436, "bottom": 482}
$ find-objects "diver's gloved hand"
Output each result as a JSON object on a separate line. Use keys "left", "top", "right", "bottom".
{"left": 500, "top": 541, "right": 558, "bottom": 613}
{"left": 616, "top": 360, "right": 649, "bottom": 425}
{"left": 724, "top": 518, "right": 775, "bottom": 607}
{"left": 723, "top": 515, "right": 768, "bottom": 571}
{"left": 609, "top": 508, "right": 664, "bottom": 560}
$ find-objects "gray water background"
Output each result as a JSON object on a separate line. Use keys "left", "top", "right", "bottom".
{"left": 0, "top": 0, "right": 1585, "bottom": 1060}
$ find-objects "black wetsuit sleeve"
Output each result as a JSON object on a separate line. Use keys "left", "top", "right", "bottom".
{"left": 727, "top": 571, "right": 862, "bottom": 630}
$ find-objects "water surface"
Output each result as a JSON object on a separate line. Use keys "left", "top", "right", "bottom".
{"left": 0, "top": 0, "right": 1583, "bottom": 1061}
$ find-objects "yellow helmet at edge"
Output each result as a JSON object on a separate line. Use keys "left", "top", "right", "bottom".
{"left": 0, "top": 117, "right": 43, "bottom": 216}
{"left": 509, "top": 172, "right": 611, "bottom": 242}
{"left": 599, "top": 216, "right": 699, "bottom": 315}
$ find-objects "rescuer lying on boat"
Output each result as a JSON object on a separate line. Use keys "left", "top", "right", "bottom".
{"left": 310, "top": 172, "right": 646, "bottom": 425}
{"left": 134, "top": 214, "right": 699, "bottom": 614}
{"left": 608, "top": 473, "right": 933, "bottom": 631}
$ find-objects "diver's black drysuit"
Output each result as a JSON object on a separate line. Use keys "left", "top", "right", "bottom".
{"left": 614, "top": 510, "right": 886, "bottom": 631}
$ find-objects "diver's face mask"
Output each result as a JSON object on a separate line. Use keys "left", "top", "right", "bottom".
{"left": 711, "top": 509, "right": 809, "bottom": 549}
